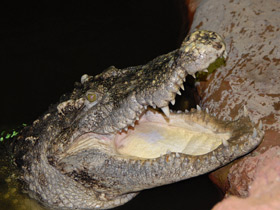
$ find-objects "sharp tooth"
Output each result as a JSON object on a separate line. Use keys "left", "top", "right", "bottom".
{"left": 196, "top": 105, "right": 201, "bottom": 111}
{"left": 183, "top": 77, "right": 186, "bottom": 82}
{"left": 180, "top": 84, "right": 185, "bottom": 91}
{"left": 177, "top": 90, "right": 181, "bottom": 95}
{"left": 206, "top": 108, "right": 209, "bottom": 114}
{"left": 131, "top": 123, "right": 135, "bottom": 127}
{"left": 258, "top": 120, "right": 263, "bottom": 130}
{"left": 192, "top": 73, "right": 196, "bottom": 78}
{"left": 171, "top": 99, "right": 175, "bottom": 105}
{"left": 185, "top": 109, "right": 189, "bottom": 113}
{"left": 136, "top": 116, "right": 139, "bottom": 121}
{"left": 144, "top": 105, "right": 147, "bottom": 109}
{"left": 124, "top": 127, "right": 128, "bottom": 132}
{"left": 243, "top": 105, "right": 248, "bottom": 117}
{"left": 252, "top": 128, "right": 257, "bottom": 138}
{"left": 153, "top": 105, "right": 156, "bottom": 109}
{"left": 161, "top": 106, "right": 170, "bottom": 118}
{"left": 81, "top": 74, "right": 89, "bottom": 84}
{"left": 222, "top": 139, "right": 229, "bottom": 147}
{"left": 203, "top": 69, "right": 208, "bottom": 73}
{"left": 223, "top": 51, "right": 228, "bottom": 59}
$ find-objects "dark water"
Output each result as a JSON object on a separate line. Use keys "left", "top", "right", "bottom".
{"left": 1, "top": 1, "right": 223, "bottom": 209}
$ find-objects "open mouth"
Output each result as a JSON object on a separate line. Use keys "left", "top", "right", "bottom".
{"left": 114, "top": 108, "right": 231, "bottom": 159}
{"left": 112, "top": 74, "right": 229, "bottom": 159}
{"left": 60, "top": 31, "right": 261, "bottom": 162}
{"left": 65, "top": 72, "right": 250, "bottom": 161}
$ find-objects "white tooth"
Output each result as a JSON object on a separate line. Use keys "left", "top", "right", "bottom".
{"left": 203, "top": 69, "right": 208, "bottom": 73}
{"left": 124, "top": 127, "right": 128, "bottom": 132}
{"left": 252, "top": 128, "right": 257, "bottom": 138}
{"left": 222, "top": 139, "right": 229, "bottom": 147}
{"left": 259, "top": 120, "right": 263, "bottom": 130}
{"left": 223, "top": 51, "right": 228, "bottom": 59}
{"left": 161, "top": 106, "right": 170, "bottom": 118}
{"left": 206, "top": 108, "right": 209, "bottom": 114}
{"left": 177, "top": 90, "right": 181, "bottom": 95}
{"left": 81, "top": 74, "right": 89, "bottom": 84}
{"left": 183, "top": 77, "right": 186, "bottom": 82}
{"left": 153, "top": 105, "right": 156, "bottom": 109}
{"left": 192, "top": 73, "right": 196, "bottom": 78}
{"left": 131, "top": 123, "right": 135, "bottom": 127}
{"left": 166, "top": 149, "right": 171, "bottom": 154}
{"left": 243, "top": 105, "right": 248, "bottom": 117}
{"left": 196, "top": 105, "right": 201, "bottom": 111}
{"left": 177, "top": 110, "right": 182, "bottom": 113}
{"left": 144, "top": 105, "right": 147, "bottom": 109}
{"left": 180, "top": 84, "right": 185, "bottom": 91}
{"left": 171, "top": 99, "right": 175, "bottom": 105}
{"left": 185, "top": 109, "right": 189, "bottom": 113}
{"left": 136, "top": 116, "right": 139, "bottom": 121}
{"left": 175, "top": 152, "right": 180, "bottom": 158}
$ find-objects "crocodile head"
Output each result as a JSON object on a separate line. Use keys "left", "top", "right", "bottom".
{"left": 13, "top": 30, "right": 263, "bottom": 209}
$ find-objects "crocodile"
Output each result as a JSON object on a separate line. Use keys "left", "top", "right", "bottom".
{"left": 12, "top": 30, "right": 263, "bottom": 209}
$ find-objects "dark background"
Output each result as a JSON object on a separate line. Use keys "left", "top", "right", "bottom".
{"left": 0, "top": 1, "right": 222, "bottom": 209}
{"left": 1, "top": 0, "right": 184, "bottom": 127}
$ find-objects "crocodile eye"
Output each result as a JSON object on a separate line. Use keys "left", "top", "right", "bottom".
{"left": 86, "top": 91, "right": 97, "bottom": 102}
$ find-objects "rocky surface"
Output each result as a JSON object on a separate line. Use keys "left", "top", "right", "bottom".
{"left": 213, "top": 147, "right": 280, "bottom": 210}
{"left": 190, "top": 0, "right": 280, "bottom": 208}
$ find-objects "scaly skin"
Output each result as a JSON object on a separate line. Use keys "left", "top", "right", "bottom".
{"left": 12, "top": 30, "right": 263, "bottom": 209}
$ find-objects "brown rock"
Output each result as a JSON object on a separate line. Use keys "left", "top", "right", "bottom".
{"left": 213, "top": 147, "right": 280, "bottom": 210}
{"left": 190, "top": 0, "right": 280, "bottom": 198}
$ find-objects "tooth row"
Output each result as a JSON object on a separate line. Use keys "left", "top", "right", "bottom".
{"left": 137, "top": 68, "right": 203, "bottom": 125}
{"left": 150, "top": 70, "right": 187, "bottom": 108}
{"left": 119, "top": 103, "right": 263, "bottom": 142}
{"left": 118, "top": 64, "right": 236, "bottom": 133}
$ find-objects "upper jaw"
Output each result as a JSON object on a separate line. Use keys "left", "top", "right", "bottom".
{"left": 81, "top": 30, "right": 227, "bottom": 134}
